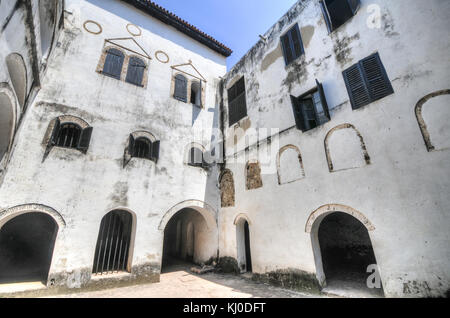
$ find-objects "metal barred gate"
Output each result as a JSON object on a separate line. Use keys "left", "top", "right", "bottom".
{"left": 93, "top": 210, "right": 132, "bottom": 275}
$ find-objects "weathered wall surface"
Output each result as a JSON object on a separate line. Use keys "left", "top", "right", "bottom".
{"left": 0, "top": 0, "right": 225, "bottom": 289}
{"left": 219, "top": 0, "right": 450, "bottom": 297}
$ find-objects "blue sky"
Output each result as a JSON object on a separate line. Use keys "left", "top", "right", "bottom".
{"left": 152, "top": 0, "right": 297, "bottom": 70}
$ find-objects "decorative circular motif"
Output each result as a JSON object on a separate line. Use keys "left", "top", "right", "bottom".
{"left": 83, "top": 20, "right": 102, "bottom": 35}
{"left": 155, "top": 50, "right": 169, "bottom": 64}
{"left": 126, "top": 23, "right": 142, "bottom": 36}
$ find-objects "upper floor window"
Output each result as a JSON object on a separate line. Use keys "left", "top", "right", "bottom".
{"left": 290, "top": 80, "right": 330, "bottom": 132}
{"left": 280, "top": 24, "right": 304, "bottom": 66}
{"left": 126, "top": 57, "right": 146, "bottom": 87}
{"left": 228, "top": 77, "right": 247, "bottom": 126}
{"left": 174, "top": 74, "right": 188, "bottom": 102}
{"left": 102, "top": 48, "right": 124, "bottom": 79}
{"left": 343, "top": 52, "right": 394, "bottom": 110}
{"left": 43, "top": 116, "right": 93, "bottom": 161}
{"left": 190, "top": 80, "right": 202, "bottom": 107}
{"left": 124, "top": 132, "right": 160, "bottom": 167}
{"left": 188, "top": 147, "right": 205, "bottom": 168}
{"left": 320, "top": 0, "right": 361, "bottom": 33}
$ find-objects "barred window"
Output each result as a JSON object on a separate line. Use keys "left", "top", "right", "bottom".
{"left": 124, "top": 134, "right": 160, "bottom": 167}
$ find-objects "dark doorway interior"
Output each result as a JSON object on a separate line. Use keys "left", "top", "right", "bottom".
{"left": 0, "top": 213, "right": 58, "bottom": 284}
{"left": 244, "top": 221, "right": 252, "bottom": 272}
{"left": 162, "top": 209, "right": 202, "bottom": 273}
{"left": 318, "top": 212, "right": 383, "bottom": 296}
{"left": 93, "top": 210, "right": 133, "bottom": 275}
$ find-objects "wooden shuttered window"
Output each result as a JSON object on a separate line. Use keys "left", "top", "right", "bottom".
{"left": 174, "top": 74, "right": 188, "bottom": 102}
{"left": 124, "top": 135, "right": 160, "bottom": 167}
{"left": 103, "top": 48, "right": 124, "bottom": 79}
{"left": 291, "top": 80, "right": 330, "bottom": 132}
{"left": 228, "top": 77, "right": 247, "bottom": 126}
{"left": 343, "top": 52, "right": 394, "bottom": 110}
{"left": 320, "top": 0, "right": 361, "bottom": 33}
{"left": 280, "top": 24, "right": 305, "bottom": 65}
{"left": 43, "top": 119, "right": 93, "bottom": 161}
{"left": 125, "top": 57, "right": 146, "bottom": 87}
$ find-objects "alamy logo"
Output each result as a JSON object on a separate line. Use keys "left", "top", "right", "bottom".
{"left": 367, "top": 264, "right": 382, "bottom": 289}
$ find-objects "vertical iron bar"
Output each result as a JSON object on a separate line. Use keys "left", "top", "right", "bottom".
{"left": 94, "top": 217, "right": 107, "bottom": 274}
{"left": 100, "top": 213, "right": 113, "bottom": 275}
{"left": 106, "top": 213, "right": 118, "bottom": 274}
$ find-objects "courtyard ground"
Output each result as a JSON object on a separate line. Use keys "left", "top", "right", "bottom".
{"left": 47, "top": 263, "right": 321, "bottom": 298}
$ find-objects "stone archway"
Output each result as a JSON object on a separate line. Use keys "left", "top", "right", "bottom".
{"left": 0, "top": 204, "right": 65, "bottom": 285}
{"left": 306, "top": 204, "right": 382, "bottom": 296}
{"left": 160, "top": 200, "right": 218, "bottom": 272}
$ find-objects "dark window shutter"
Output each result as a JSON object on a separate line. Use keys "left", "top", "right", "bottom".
{"left": 281, "top": 32, "right": 293, "bottom": 65}
{"left": 77, "top": 127, "right": 93, "bottom": 154}
{"left": 125, "top": 57, "right": 146, "bottom": 86}
{"left": 151, "top": 140, "right": 160, "bottom": 163}
{"left": 228, "top": 77, "right": 247, "bottom": 126}
{"left": 43, "top": 118, "right": 61, "bottom": 162}
{"left": 290, "top": 95, "right": 306, "bottom": 131}
{"left": 128, "top": 134, "right": 135, "bottom": 154}
{"left": 174, "top": 74, "right": 188, "bottom": 102}
{"left": 103, "top": 48, "right": 124, "bottom": 79}
{"left": 360, "top": 53, "right": 394, "bottom": 102}
{"left": 50, "top": 118, "right": 61, "bottom": 146}
{"left": 343, "top": 63, "right": 371, "bottom": 109}
{"left": 347, "top": 0, "right": 361, "bottom": 15}
{"left": 320, "top": 0, "right": 333, "bottom": 33}
{"left": 281, "top": 24, "right": 304, "bottom": 65}
{"left": 290, "top": 25, "right": 304, "bottom": 59}
{"left": 316, "top": 79, "right": 331, "bottom": 120}
{"left": 123, "top": 134, "right": 135, "bottom": 168}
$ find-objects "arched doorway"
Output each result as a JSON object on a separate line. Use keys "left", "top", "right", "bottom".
{"left": 308, "top": 207, "right": 383, "bottom": 296}
{"left": 92, "top": 210, "right": 135, "bottom": 275}
{"left": 0, "top": 213, "right": 58, "bottom": 284}
{"left": 161, "top": 208, "right": 215, "bottom": 272}
{"left": 235, "top": 218, "right": 252, "bottom": 273}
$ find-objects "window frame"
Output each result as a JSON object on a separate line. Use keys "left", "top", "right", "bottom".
{"left": 290, "top": 79, "right": 331, "bottom": 132}
{"left": 280, "top": 23, "right": 305, "bottom": 66}
{"left": 227, "top": 77, "right": 248, "bottom": 127}
{"left": 124, "top": 132, "right": 160, "bottom": 167}
{"left": 174, "top": 73, "right": 188, "bottom": 103}
{"left": 343, "top": 52, "right": 394, "bottom": 110}
{"left": 102, "top": 48, "right": 125, "bottom": 80}
{"left": 125, "top": 56, "right": 147, "bottom": 87}
{"left": 320, "top": 0, "right": 361, "bottom": 33}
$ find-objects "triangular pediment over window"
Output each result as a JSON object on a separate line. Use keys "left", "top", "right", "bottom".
{"left": 105, "top": 37, "right": 152, "bottom": 60}
{"left": 171, "top": 60, "right": 206, "bottom": 82}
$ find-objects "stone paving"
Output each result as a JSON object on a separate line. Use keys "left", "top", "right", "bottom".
{"left": 48, "top": 265, "right": 322, "bottom": 298}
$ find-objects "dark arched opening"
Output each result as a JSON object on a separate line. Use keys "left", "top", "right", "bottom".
{"left": 161, "top": 208, "right": 208, "bottom": 273}
{"left": 236, "top": 218, "right": 252, "bottom": 273}
{"left": 92, "top": 210, "right": 133, "bottom": 275}
{"left": 0, "top": 213, "right": 58, "bottom": 284}
{"left": 318, "top": 212, "right": 383, "bottom": 296}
